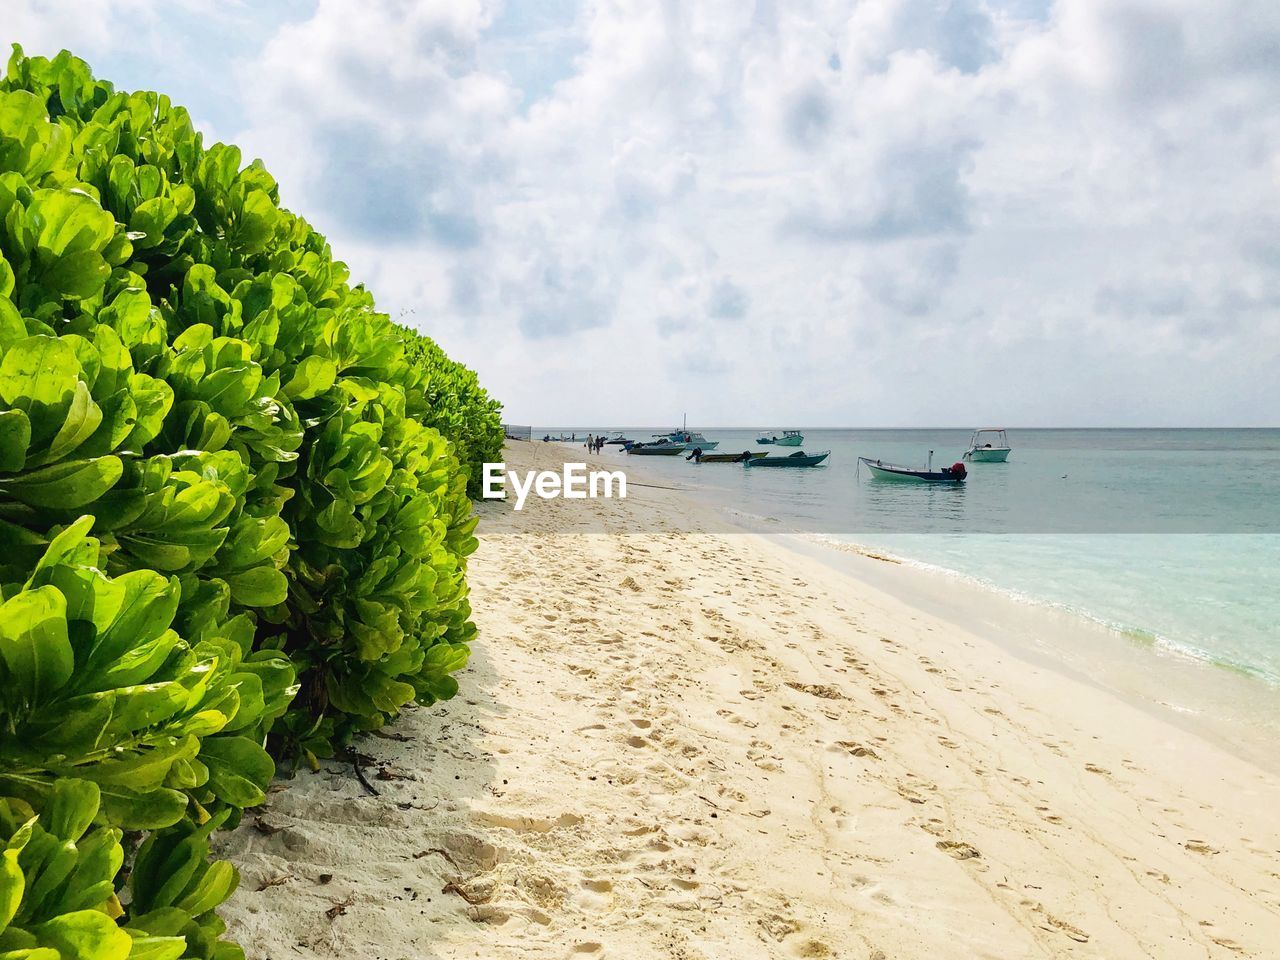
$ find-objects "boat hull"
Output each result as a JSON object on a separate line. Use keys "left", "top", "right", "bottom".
{"left": 860, "top": 458, "right": 964, "bottom": 483}
{"left": 627, "top": 445, "right": 685, "bottom": 456}
{"left": 745, "top": 451, "right": 829, "bottom": 468}
{"left": 681, "top": 440, "right": 719, "bottom": 450}
{"left": 964, "top": 447, "right": 1010, "bottom": 462}
{"left": 774, "top": 435, "right": 803, "bottom": 447}
{"left": 694, "top": 452, "right": 766, "bottom": 463}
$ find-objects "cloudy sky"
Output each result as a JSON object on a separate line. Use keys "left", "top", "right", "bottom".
{"left": 9, "top": 0, "right": 1280, "bottom": 426}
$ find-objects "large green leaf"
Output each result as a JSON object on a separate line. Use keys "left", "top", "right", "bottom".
{"left": 94, "top": 786, "right": 187, "bottom": 832}
{"left": 40, "top": 250, "right": 109, "bottom": 300}
{"left": 0, "top": 586, "right": 73, "bottom": 708}
{"left": 36, "top": 381, "right": 101, "bottom": 465}
{"left": 0, "top": 337, "right": 80, "bottom": 415}
{"left": 31, "top": 909, "right": 131, "bottom": 960}
{"left": 0, "top": 457, "right": 122, "bottom": 508}
{"left": 0, "top": 410, "right": 30, "bottom": 473}
{"left": 223, "top": 567, "right": 286, "bottom": 608}
{"left": 123, "top": 935, "right": 187, "bottom": 960}
{"left": 197, "top": 738, "right": 273, "bottom": 809}
{"left": 27, "top": 190, "right": 115, "bottom": 257}
{"left": 0, "top": 835, "right": 26, "bottom": 933}
{"left": 0, "top": 90, "right": 47, "bottom": 138}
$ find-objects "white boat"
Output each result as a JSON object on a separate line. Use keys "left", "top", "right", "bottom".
{"left": 660, "top": 430, "right": 718, "bottom": 451}
{"left": 757, "top": 430, "right": 803, "bottom": 447}
{"left": 963, "top": 428, "right": 1012, "bottom": 463}
{"left": 660, "top": 416, "right": 718, "bottom": 450}
{"left": 859, "top": 451, "right": 966, "bottom": 483}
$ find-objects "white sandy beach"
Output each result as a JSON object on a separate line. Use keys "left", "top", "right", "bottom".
{"left": 220, "top": 441, "right": 1280, "bottom": 959}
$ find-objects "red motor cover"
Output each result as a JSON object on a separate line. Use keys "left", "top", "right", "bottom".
{"left": 951, "top": 462, "right": 966, "bottom": 475}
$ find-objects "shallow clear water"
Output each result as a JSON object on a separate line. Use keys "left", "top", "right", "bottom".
{"left": 834, "top": 533, "right": 1280, "bottom": 687}
{"left": 543, "top": 428, "right": 1280, "bottom": 688}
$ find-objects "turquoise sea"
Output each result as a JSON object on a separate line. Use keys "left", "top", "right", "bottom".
{"left": 541, "top": 428, "right": 1280, "bottom": 691}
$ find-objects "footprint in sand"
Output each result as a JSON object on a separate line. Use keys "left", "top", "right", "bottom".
{"left": 936, "top": 839, "right": 981, "bottom": 860}
{"left": 1184, "top": 839, "right": 1219, "bottom": 855}
{"left": 896, "top": 783, "right": 928, "bottom": 804}
{"left": 833, "top": 741, "right": 880, "bottom": 760}
{"left": 1049, "top": 911, "right": 1090, "bottom": 942}
{"left": 1026, "top": 903, "right": 1090, "bottom": 943}
{"left": 795, "top": 940, "right": 834, "bottom": 958}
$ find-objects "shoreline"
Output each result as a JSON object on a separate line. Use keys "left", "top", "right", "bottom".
{"left": 781, "top": 531, "right": 1280, "bottom": 778}
{"left": 220, "top": 441, "right": 1280, "bottom": 958}
{"left": 547, "top": 439, "right": 1280, "bottom": 775}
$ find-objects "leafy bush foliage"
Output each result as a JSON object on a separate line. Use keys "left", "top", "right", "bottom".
{"left": 0, "top": 779, "right": 242, "bottom": 960}
{"left": 0, "top": 45, "right": 499, "bottom": 957}
{"left": 402, "top": 333, "right": 503, "bottom": 497}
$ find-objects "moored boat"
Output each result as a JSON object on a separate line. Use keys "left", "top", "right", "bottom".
{"left": 626, "top": 441, "right": 686, "bottom": 456}
{"left": 744, "top": 450, "right": 829, "bottom": 468}
{"left": 660, "top": 416, "right": 719, "bottom": 450}
{"left": 757, "top": 430, "right": 803, "bottom": 446}
{"left": 689, "top": 450, "right": 767, "bottom": 463}
{"left": 858, "top": 452, "right": 966, "bottom": 483}
{"left": 660, "top": 430, "right": 719, "bottom": 450}
{"left": 963, "top": 428, "right": 1011, "bottom": 462}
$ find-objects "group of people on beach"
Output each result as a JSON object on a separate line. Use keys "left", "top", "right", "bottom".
{"left": 585, "top": 434, "right": 606, "bottom": 454}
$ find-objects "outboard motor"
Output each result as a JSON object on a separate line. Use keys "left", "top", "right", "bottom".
{"left": 950, "top": 461, "right": 967, "bottom": 478}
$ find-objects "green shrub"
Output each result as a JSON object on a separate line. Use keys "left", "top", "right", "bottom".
{"left": 0, "top": 518, "right": 293, "bottom": 831}
{"left": 0, "top": 779, "right": 241, "bottom": 960}
{"left": 0, "top": 45, "right": 499, "bottom": 957}
{"left": 402, "top": 332, "right": 503, "bottom": 497}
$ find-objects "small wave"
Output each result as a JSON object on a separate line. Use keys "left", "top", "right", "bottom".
{"left": 803, "top": 533, "right": 1280, "bottom": 691}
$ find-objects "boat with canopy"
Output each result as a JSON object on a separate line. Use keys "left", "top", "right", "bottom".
{"left": 963, "top": 428, "right": 1011, "bottom": 462}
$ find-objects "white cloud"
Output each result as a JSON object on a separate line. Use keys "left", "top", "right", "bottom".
{"left": 10, "top": 0, "right": 1279, "bottom": 425}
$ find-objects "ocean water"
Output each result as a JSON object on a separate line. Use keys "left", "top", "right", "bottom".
{"left": 541, "top": 428, "right": 1280, "bottom": 690}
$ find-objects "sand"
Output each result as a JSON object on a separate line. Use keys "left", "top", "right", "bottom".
{"left": 219, "top": 441, "right": 1280, "bottom": 959}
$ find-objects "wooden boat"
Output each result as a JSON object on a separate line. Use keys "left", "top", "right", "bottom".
{"left": 626, "top": 441, "right": 685, "bottom": 456}
{"left": 689, "top": 451, "right": 767, "bottom": 463}
{"left": 756, "top": 430, "right": 803, "bottom": 446}
{"left": 744, "top": 450, "right": 830, "bottom": 468}
{"left": 963, "top": 428, "right": 1011, "bottom": 463}
{"left": 859, "top": 452, "right": 966, "bottom": 483}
